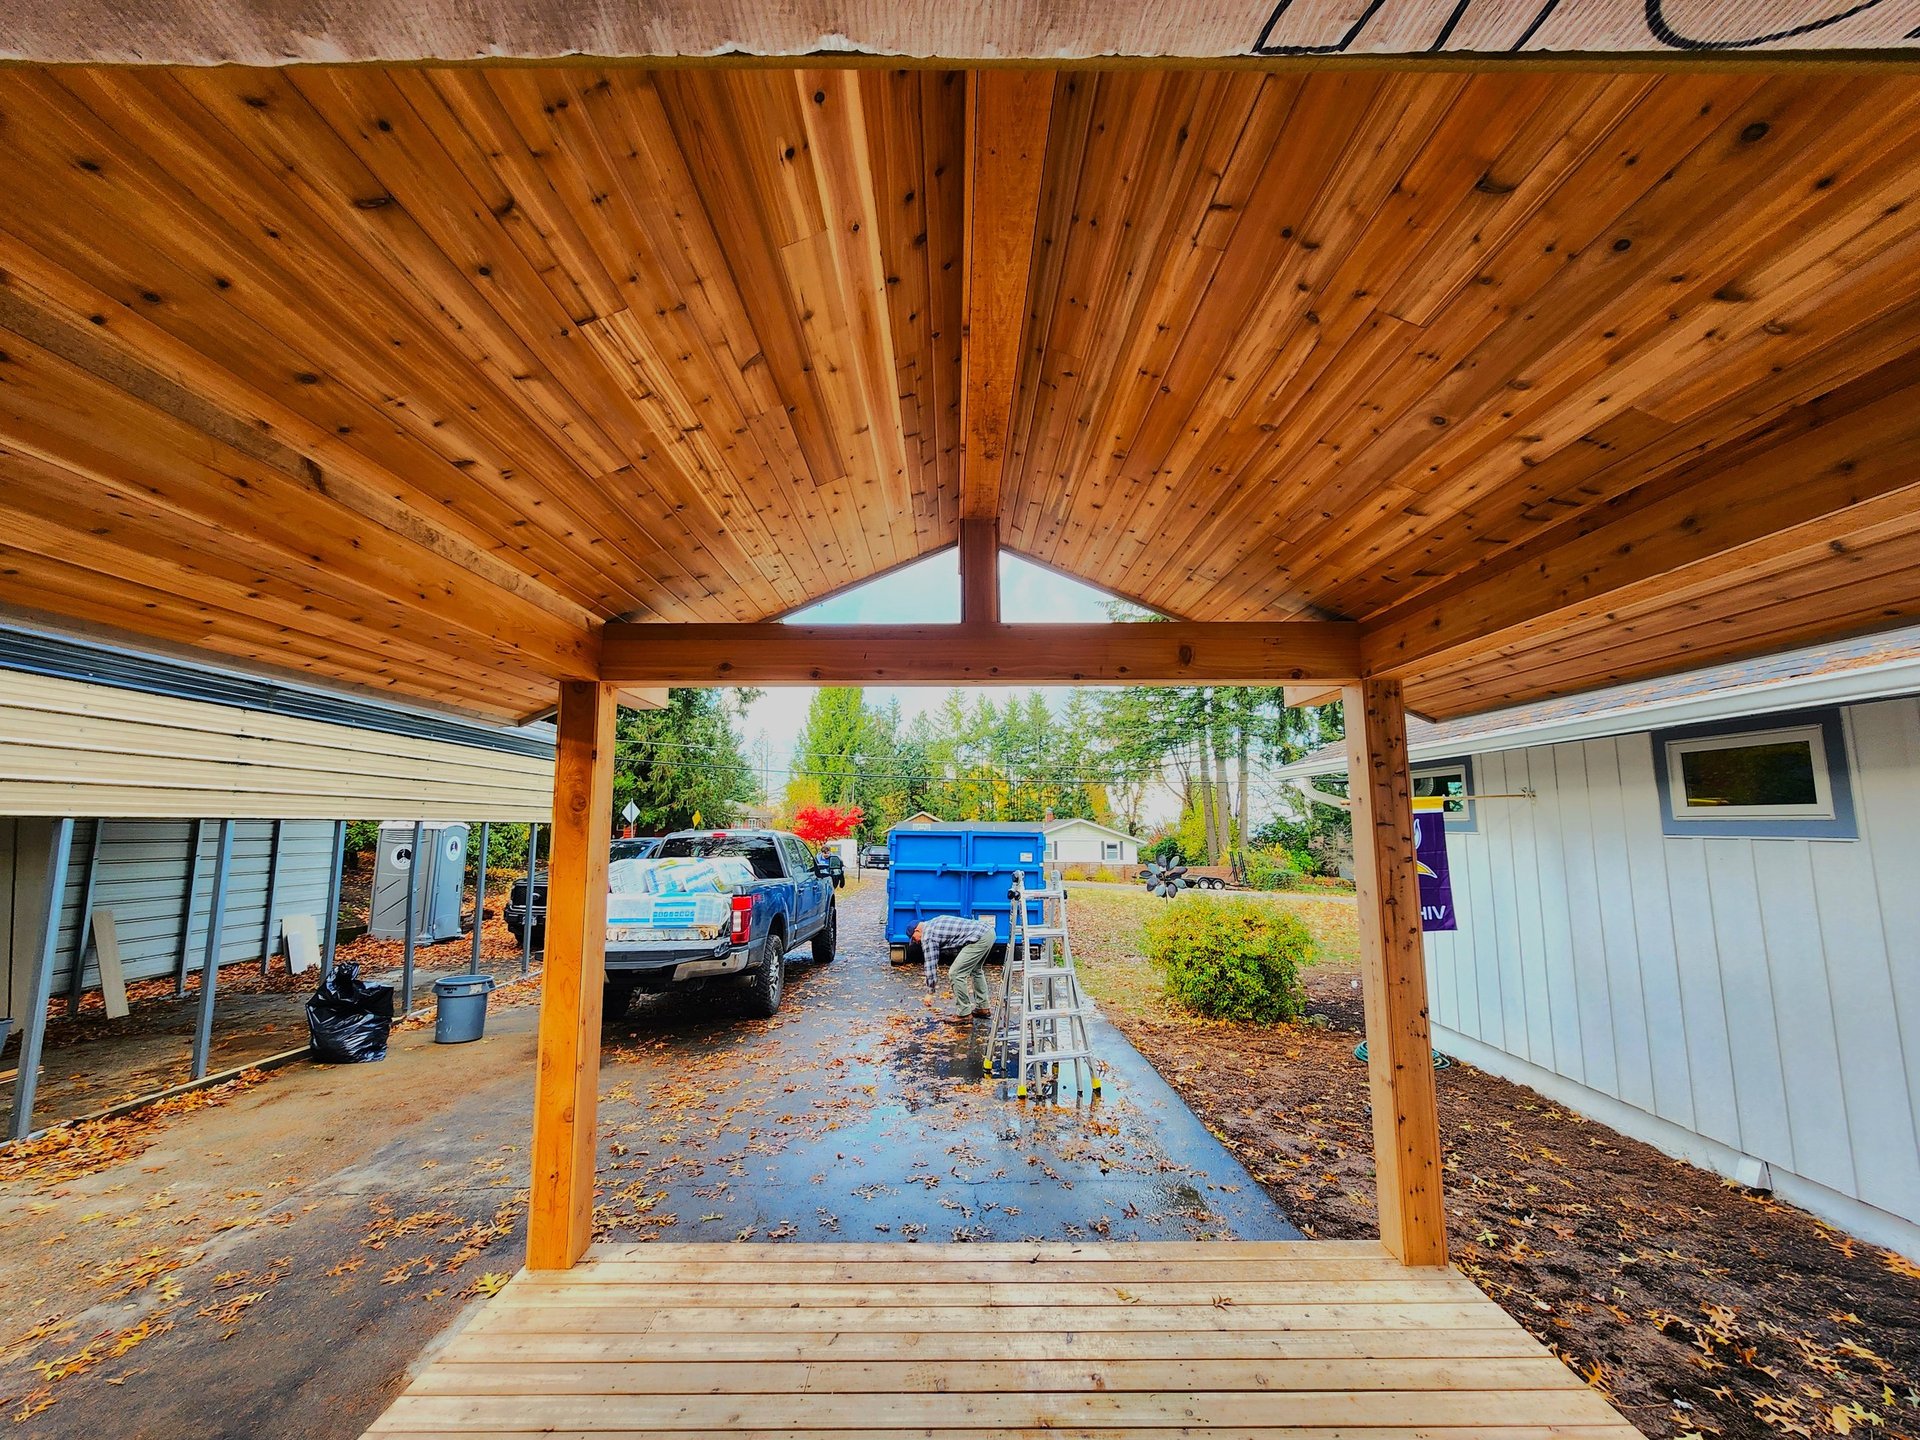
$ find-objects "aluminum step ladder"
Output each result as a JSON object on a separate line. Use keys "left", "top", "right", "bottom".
{"left": 988, "top": 873, "right": 1102, "bottom": 1101}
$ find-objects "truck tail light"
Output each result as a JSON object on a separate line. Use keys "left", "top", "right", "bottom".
{"left": 729, "top": 895, "right": 753, "bottom": 946}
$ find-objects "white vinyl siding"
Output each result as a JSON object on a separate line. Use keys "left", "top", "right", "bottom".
{"left": 0, "top": 670, "right": 552, "bottom": 821}
{"left": 1044, "top": 821, "right": 1138, "bottom": 866}
{"left": 1425, "top": 698, "right": 1920, "bottom": 1246}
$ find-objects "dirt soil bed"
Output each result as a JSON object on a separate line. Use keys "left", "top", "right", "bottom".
{"left": 1069, "top": 885, "right": 1920, "bottom": 1440}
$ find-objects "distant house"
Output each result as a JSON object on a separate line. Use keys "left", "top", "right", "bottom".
{"left": 1275, "top": 627, "right": 1920, "bottom": 1261}
{"left": 1043, "top": 817, "right": 1139, "bottom": 866}
{"left": 891, "top": 810, "right": 943, "bottom": 830}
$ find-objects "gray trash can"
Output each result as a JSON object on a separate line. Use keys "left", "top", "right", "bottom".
{"left": 432, "top": 975, "right": 495, "bottom": 1044}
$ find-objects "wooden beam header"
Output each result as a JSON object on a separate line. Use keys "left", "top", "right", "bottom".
{"left": 600, "top": 621, "right": 1360, "bottom": 687}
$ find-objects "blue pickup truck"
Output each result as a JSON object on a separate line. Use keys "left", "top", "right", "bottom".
{"left": 604, "top": 829, "right": 837, "bottom": 1017}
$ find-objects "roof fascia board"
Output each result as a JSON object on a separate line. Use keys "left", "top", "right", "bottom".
{"left": 1278, "top": 653, "right": 1920, "bottom": 777}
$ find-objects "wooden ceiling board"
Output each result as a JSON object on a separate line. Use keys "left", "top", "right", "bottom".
{"left": 4, "top": 63, "right": 1920, "bottom": 722}
{"left": 0, "top": 63, "right": 968, "bottom": 717}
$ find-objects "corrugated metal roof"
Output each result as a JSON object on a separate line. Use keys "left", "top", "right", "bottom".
{"left": 0, "top": 623, "right": 555, "bottom": 760}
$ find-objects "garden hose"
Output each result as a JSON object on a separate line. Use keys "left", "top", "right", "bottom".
{"left": 1353, "top": 1039, "right": 1452, "bottom": 1070}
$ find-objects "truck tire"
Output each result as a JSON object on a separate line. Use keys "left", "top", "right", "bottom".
{"left": 603, "top": 979, "right": 634, "bottom": 1020}
{"left": 745, "top": 925, "right": 786, "bottom": 1017}
{"left": 811, "top": 905, "right": 837, "bottom": 964}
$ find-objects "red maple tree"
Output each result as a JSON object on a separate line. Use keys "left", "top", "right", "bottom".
{"left": 791, "top": 803, "right": 864, "bottom": 845}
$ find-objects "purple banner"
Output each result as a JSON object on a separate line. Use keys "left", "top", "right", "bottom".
{"left": 1413, "top": 798, "right": 1456, "bottom": 932}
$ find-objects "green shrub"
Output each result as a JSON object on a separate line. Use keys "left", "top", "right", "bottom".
{"left": 1061, "top": 864, "right": 1090, "bottom": 881}
{"left": 1143, "top": 896, "right": 1312, "bottom": 1024}
{"left": 1241, "top": 845, "right": 1301, "bottom": 892}
{"left": 1090, "top": 866, "right": 1119, "bottom": 884}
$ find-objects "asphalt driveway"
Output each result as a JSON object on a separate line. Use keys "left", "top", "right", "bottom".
{"left": 0, "top": 876, "right": 1294, "bottom": 1438}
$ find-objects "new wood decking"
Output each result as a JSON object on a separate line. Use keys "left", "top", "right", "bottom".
{"left": 365, "top": 1241, "right": 1639, "bottom": 1437}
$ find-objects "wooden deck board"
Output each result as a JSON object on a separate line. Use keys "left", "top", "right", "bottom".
{"left": 365, "top": 1243, "right": 1639, "bottom": 1437}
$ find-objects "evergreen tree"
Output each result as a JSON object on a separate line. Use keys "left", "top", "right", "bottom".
{"left": 611, "top": 690, "right": 758, "bottom": 834}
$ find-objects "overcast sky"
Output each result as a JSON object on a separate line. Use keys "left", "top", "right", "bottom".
{"left": 737, "top": 551, "right": 1133, "bottom": 805}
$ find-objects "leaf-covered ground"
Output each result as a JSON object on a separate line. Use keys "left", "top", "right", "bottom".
{"left": 0, "top": 875, "right": 1292, "bottom": 1436}
{"left": 1069, "top": 883, "right": 1920, "bottom": 1440}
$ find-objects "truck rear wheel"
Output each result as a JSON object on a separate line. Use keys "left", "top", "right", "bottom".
{"left": 744, "top": 926, "right": 786, "bottom": 1017}
{"left": 603, "top": 979, "right": 634, "bottom": 1020}
{"left": 811, "top": 906, "right": 837, "bottom": 964}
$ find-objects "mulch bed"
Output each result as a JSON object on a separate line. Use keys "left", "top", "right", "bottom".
{"left": 1100, "top": 959, "right": 1920, "bottom": 1439}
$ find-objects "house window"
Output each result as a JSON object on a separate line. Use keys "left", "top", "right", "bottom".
{"left": 1412, "top": 757, "right": 1475, "bottom": 832}
{"left": 1101, "top": 840, "right": 1122, "bottom": 862}
{"left": 1652, "top": 709, "right": 1857, "bottom": 840}
{"left": 1666, "top": 724, "right": 1831, "bottom": 820}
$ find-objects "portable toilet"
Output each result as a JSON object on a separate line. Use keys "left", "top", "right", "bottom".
{"left": 369, "top": 820, "right": 470, "bottom": 942}
{"left": 885, "top": 822, "right": 1046, "bottom": 964}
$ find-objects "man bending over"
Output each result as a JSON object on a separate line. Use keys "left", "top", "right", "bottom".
{"left": 913, "top": 914, "right": 996, "bottom": 1024}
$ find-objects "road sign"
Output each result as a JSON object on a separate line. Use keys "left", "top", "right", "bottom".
{"left": 621, "top": 801, "right": 639, "bottom": 825}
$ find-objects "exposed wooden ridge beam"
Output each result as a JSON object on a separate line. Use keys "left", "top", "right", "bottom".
{"left": 960, "top": 70, "right": 1053, "bottom": 523}
{"left": 958, "top": 517, "right": 1000, "bottom": 626}
{"left": 600, "top": 621, "right": 1360, "bottom": 687}
{"left": 1363, "top": 358, "right": 1920, "bottom": 683}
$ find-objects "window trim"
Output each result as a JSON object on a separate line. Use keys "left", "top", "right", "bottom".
{"left": 1665, "top": 722, "right": 1833, "bottom": 821}
{"left": 1412, "top": 755, "right": 1476, "bottom": 834}
{"left": 1101, "top": 839, "right": 1123, "bottom": 862}
{"left": 1651, "top": 707, "right": 1857, "bottom": 840}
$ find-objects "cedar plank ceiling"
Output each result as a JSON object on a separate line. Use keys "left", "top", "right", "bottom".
{"left": 3, "top": 66, "right": 1920, "bottom": 721}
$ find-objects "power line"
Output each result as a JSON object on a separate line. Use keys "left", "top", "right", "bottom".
{"left": 613, "top": 732, "right": 1319, "bottom": 789}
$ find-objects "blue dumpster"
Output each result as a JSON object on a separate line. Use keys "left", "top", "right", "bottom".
{"left": 885, "top": 823, "right": 1047, "bottom": 963}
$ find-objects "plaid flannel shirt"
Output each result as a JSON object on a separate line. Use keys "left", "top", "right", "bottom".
{"left": 917, "top": 913, "right": 995, "bottom": 989}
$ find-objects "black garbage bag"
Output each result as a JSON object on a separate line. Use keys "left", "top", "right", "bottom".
{"left": 306, "top": 963, "right": 396, "bottom": 1064}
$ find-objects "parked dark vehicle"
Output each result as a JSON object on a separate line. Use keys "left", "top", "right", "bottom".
{"left": 506, "top": 836, "right": 660, "bottom": 947}
{"left": 604, "top": 829, "right": 836, "bottom": 1018}
{"left": 860, "top": 845, "right": 890, "bottom": 870}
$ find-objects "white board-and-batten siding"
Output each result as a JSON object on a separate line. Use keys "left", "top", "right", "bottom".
{"left": 0, "top": 669, "right": 554, "bottom": 821}
{"left": 1425, "top": 698, "right": 1920, "bottom": 1258}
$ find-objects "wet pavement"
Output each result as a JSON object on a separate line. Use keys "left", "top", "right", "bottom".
{"left": 595, "top": 878, "right": 1299, "bottom": 1244}
{"left": 0, "top": 876, "right": 1293, "bottom": 1439}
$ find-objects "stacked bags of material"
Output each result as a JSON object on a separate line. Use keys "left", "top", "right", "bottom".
{"left": 607, "top": 856, "right": 757, "bottom": 935}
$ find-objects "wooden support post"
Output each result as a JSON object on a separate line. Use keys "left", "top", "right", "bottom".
{"left": 526, "top": 681, "right": 616, "bottom": 1272}
{"left": 1343, "top": 678, "right": 1448, "bottom": 1268}
{"left": 959, "top": 517, "right": 1000, "bottom": 626}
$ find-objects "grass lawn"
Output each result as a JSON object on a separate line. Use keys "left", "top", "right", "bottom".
{"left": 1065, "top": 882, "right": 1357, "bottom": 1020}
